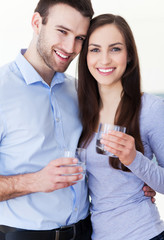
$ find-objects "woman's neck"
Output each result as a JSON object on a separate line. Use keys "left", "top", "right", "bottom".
{"left": 98, "top": 81, "right": 123, "bottom": 125}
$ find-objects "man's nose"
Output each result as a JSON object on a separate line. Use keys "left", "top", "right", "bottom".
{"left": 63, "top": 37, "right": 75, "bottom": 54}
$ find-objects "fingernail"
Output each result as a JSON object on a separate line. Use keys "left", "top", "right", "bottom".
{"left": 73, "top": 158, "right": 78, "bottom": 163}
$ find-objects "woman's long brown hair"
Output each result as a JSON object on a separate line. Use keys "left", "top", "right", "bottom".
{"left": 78, "top": 14, "right": 144, "bottom": 171}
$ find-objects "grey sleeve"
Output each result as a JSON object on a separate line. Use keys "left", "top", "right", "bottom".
{"left": 127, "top": 97, "right": 164, "bottom": 194}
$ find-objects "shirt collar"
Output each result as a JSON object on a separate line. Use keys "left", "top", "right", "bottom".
{"left": 15, "top": 49, "right": 65, "bottom": 87}
{"left": 51, "top": 72, "right": 65, "bottom": 88}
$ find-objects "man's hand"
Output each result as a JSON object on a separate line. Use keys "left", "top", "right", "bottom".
{"left": 0, "top": 157, "right": 83, "bottom": 201}
{"left": 143, "top": 185, "right": 156, "bottom": 203}
{"left": 32, "top": 157, "right": 83, "bottom": 192}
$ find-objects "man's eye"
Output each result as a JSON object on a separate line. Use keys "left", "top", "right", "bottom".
{"left": 58, "top": 29, "right": 66, "bottom": 34}
{"left": 76, "top": 36, "right": 85, "bottom": 41}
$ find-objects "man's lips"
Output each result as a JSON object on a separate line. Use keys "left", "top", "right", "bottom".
{"left": 55, "top": 50, "right": 70, "bottom": 60}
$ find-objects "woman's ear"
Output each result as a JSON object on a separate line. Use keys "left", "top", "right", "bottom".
{"left": 127, "top": 54, "right": 132, "bottom": 64}
{"left": 31, "top": 12, "right": 42, "bottom": 35}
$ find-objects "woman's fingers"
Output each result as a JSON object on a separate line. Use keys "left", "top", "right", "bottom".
{"left": 101, "top": 131, "right": 136, "bottom": 165}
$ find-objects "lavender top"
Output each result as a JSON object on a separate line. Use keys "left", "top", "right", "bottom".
{"left": 86, "top": 93, "right": 164, "bottom": 240}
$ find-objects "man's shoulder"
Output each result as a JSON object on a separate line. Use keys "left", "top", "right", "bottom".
{"left": 0, "top": 60, "right": 20, "bottom": 99}
{"left": 62, "top": 73, "right": 77, "bottom": 91}
{"left": 0, "top": 60, "right": 17, "bottom": 79}
{"left": 0, "top": 62, "right": 12, "bottom": 87}
{"left": 63, "top": 72, "right": 76, "bottom": 82}
{"left": 0, "top": 62, "right": 10, "bottom": 75}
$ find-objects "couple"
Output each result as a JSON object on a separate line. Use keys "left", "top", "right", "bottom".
{"left": 0, "top": 0, "right": 164, "bottom": 239}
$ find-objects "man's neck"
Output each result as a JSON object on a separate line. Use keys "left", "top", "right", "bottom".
{"left": 24, "top": 44, "right": 55, "bottom": 86}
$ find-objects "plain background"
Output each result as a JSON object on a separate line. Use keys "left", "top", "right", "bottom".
{"left": 0, "top": 0, "right": 164, "bottom": 219}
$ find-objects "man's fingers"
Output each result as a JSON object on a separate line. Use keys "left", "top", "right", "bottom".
{"left": 144, "top": 191, "right": 156, "bottom": 197}
{"left": 57, "top": 174, "right": 83, "bottom": 183}
{"left": 54, "top": 182, "right": 76, "bottom": 190}
{"left": 57, "top": 165, "right": 83, "bottom": 175}
{"left": 143, "top": 186, "right": 156, "bottom": 196}
{"left": 50, "top": 157, "right": 78, "bottom": 167}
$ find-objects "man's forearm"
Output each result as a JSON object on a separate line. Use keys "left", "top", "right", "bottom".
{"left": 0, "top": 173, "right": 37, "bottom": 201}
{"left": 0, "top": 157, "right": 85, "bottom": 201}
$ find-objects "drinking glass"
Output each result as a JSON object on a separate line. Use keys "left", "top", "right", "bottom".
{"left": 63, "top": 148, "right": 86, "bottom": 181}
{"left": 96, "top": 123, "right": 126, "bottom": 157}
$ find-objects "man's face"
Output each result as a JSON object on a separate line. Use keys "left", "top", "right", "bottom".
{"left": 36, "top": 3, "right": 90, "bottom": 73}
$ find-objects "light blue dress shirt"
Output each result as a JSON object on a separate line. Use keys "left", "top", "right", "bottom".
{"left": 0, "top": 50, "right": 89, "bottom": 230}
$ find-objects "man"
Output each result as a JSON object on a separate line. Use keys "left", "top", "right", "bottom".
{"left": 0, "top": 0, "right": 155, "bottom": 239}
{"left": 0, "top": 1, "right": 93, "bottom": 239}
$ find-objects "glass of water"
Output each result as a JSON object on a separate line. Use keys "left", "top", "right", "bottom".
{"left": 96, "top": 123, "right": 126, "bottom": 157}
{"left": 63, "top": 148, "right": 86, "bottom": 181}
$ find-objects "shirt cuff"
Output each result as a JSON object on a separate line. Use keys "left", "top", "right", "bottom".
{"left": 125, "top": 151, "right": 143, "bottom": 172}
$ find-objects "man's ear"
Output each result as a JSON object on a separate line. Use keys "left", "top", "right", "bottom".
{"left": 31, "top": 12, "right": 42, "bottom": 35}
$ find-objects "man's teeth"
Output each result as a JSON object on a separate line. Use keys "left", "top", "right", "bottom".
{"left": 56, "top": 51, "right": 69, "bottom": 59}
{"left": 98, "top": 68, "right": 113, "bottom": 73}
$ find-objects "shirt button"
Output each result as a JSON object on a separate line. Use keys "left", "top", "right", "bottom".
{"left": 74, "top": 208, "right": 78, "bottom": 212}
{"left": 55, "top": 118, "right": 60, "bottom": 122}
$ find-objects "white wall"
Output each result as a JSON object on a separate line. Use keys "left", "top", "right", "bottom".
{"left": 0, "top": 0, "right": 164, "bottom": 219}
{"left": 67, "top": 0, "right": 164, "bottom": 94}
{"left": 0, "top": 0, "right": 164, "bottom": 93}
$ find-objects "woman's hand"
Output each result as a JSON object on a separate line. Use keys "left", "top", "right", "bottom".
{"left": 101, "top": 130, "right": 137, "bottom": 166}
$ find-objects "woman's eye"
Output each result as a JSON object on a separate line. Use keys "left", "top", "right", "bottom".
{"left": 111, "top": 47, "right": 121, "bottom": 52}
{"left": 90, "top": 48, "right": 99, "bottom": 52}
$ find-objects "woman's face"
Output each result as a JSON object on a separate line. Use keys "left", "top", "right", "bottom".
{"left": 87, "top": 24, "right": 128, "bottom": 88}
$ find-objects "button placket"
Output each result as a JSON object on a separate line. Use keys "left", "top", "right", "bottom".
{"left": 50, "top": 88, "right": 66, "bottom": 149}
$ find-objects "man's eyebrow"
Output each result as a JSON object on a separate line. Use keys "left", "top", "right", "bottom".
{"left": 88, "top": 42, "right": 124, "bottom": 47}
{"left": 55, "top": 25, "right": 71, "bottom": 31}
{"left": 55, "top": 25, "right": 87, "bottom": 38}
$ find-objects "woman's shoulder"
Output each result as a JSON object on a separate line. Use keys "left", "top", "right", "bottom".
{"left": 141, "top": 92, "right": 164, "bottom": 112}
{"left": 140, "top": 93, "right": 164, "bottom": 136}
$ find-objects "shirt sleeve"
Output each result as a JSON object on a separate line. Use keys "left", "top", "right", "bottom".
{"left": 127, "top": 97, "right": 164, "bottom": 194}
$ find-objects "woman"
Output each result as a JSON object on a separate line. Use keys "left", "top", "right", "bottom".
{"left": 78, "top": 14, "right": 164, "bottom": 240}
